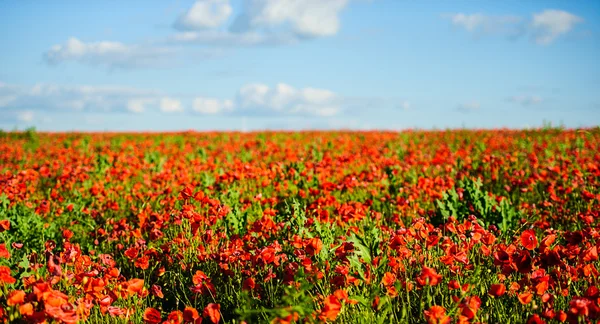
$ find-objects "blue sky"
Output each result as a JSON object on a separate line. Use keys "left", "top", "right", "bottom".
{"left": 1, "top": 0, "right": 599, "bottom": 131}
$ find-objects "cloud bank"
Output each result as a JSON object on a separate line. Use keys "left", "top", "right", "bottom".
{"left": 44, "top": 38, "right": 177, "bottom": 69}
{"left": 45, "top": 0, "right": 354, "bottom": 68}
{"left": 445, "top": 9, "right": 583, "bottom": 44}
{"left": 174, "top": 0, "right": 233, "bottom": 30}
{"left": 0, "top": 81, "right": 343, "bottom": 120}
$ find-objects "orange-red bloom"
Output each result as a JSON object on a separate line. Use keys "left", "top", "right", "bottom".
{"left": 135, "top": 256, "right": 150, "bottom": 270}
{"left": 488, "top": 284, "right": 506, "bottom": 297}
{"left": 305, "top": 238, "right": 323, "bottom": 256}
{"left": 183, "top": 306, "right": 200, "bottom": 322}
{"left": 19, "top": 303, "right": 34, "bottom": 317}
{"left": 527, "top": 314, "right": 545, "bottom": 324}
{"left": 143, "top": 307, "right": 162, "bottom": 324}
{"left": 203, "top": 303, "right": 221, "bottom": 323}
{"left": 319, "top": 294, "right": 342, "bottom": 321}
{"left": 518, "top": 292, "right": 533, "bottom": 305}
{"left": 460, "top": 296, "right": 481, "bottom": 319}
{"left": 166, "top": 310, "right": 183, "bottom": 324}
{"left": 7, "top": 290, "right": 26, "bottom": 306}
{"left": 0, "top": 220, "right": 10, "bottom": 232}
{"left": 0, "top": 266, "right": 16, "bottom": 285}
{"left": 0, "top": 244, "right": 10, "bottom": 259}
{"left": 520, "top": 229, "right": 538, "bottom": 250}
{"left": 424, "top": 305, "right": 451, "bottom": 324}
{"left": 416, "top": 267, "right": 442, "bottom": 286}
{"left": 381, "top": 272, "right": 396, "bottom": 287}
{"left": 126, "top": 278, "right": 144, "bottom": 296}
{"left": 45, "top": 300, "right": 79, "bottom": 324}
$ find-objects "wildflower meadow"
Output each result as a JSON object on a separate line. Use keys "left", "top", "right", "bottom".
{"left": 1, "top": 128, "right": 599, "bottom": 323}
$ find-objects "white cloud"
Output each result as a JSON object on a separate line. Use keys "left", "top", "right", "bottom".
{"left": 0, "top": 81, "right": 341, "bottom": 118}
{"left": 171, "top": 0, "right": 353, "bottom": 46}
{"left": 168, "top": 0, "right": 351, "bottom": 49}
{"left": 174, "top": 0, "right": 233, "bottom": 30}
{"left": 508, "top": 95, "right": 543, "bottom": 106}
{"left": 170, "top": 30, "right": 295, "bottom": 46}
{"left": 192, "top": 97, "right": 234, "bottom": 114}
{"left": 0, "top": 82, "right": 161, "bottom": 114}
{"left": 445, "top": 13, "right": 523, "bottom": 35}
{"left": 160, "top": 97, "right": 184, "bottom": 113}
{"left": 450, "top": 13, "right": 486, "bottom": 32}
{"left": 231, "top": 0, "right": 349, "bottom": 37}
{"left": 531, "top": 10, "right": 583, "bottom": 45}
{"left": 127, "top": 98, "right": 157, "bottom": 113}
{"left": 237, "top": 83, "right": 340, "bottom": 116}
{"left": 238, "top": 83, "right": 270, "bottom": 108}
{"left": 302, "top": 87, "right": 336, "bottom": 104}
{"left": 44, "top": 37, "right": 177, "bottom": 69}
{"left": 445, "top": 9, "right": 583, "bottom": 44}
{"left": 43, "top": 0, "right": 360, "bottom": 70}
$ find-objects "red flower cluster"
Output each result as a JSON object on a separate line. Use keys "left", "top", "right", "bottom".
{"left": 0, "top": 129, "right": 598, "bottom": 323}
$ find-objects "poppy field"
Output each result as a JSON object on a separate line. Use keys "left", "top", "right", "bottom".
{"left": 1, "top": 128, "right": 600, "bottom": 323}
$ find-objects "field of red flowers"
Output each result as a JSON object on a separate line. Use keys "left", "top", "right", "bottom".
{"left": 0, "top": 129, "right": 599, "bottom": 323}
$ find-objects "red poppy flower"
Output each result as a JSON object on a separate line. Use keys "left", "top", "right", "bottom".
{"left": 180, "top": 186, "right": 194, "bottom": 200}
{"left": 126, "top": 278, "right": 144, "bottom": 296}
{"left": 40, "top": 289, "right": 76, "bottom": 323}
{"left": 539, "top": 234, "right": 556, "bottom": 252}
{"left": 448, "top": 280, "right": 460, "bottom": 290}
{"left": 305, "top": 238, "right": 323, "bottom": 256}
{"left": 460, "top": 296, "right": 481, "bottom": 319}
{"left": 527, "top": 314, "right": 545, "bottom": 324}
{"left": 0, "top": 220, "right": 10, "bottom": 232}
{"left": 582, "top": 246, "right": 598, "bottom": 262}
{"left": 381, "top": 272, "right": 396, "bottom": 287}
{"left": 518, "top": 292, "right": 533, "bottom": 305}
{"left": 143, "top": 308, "right": 162, "bottom": 324}
{"left": 203, "top": 303, "right": 221, "bottom": 323}
{"left": 19, "top": 303, "right": 34, "bottom": 317}
{"left": 0, "top": 243, "right": 10, "bottom": 259}
{"left": 62, "top": 229, "right": 74, "bottom": 240}
{"left": 7, "top": 290, "right": 26, "bottom": 306}
{"left": 416, "top": 266, "right": 442, "bottom": 286}
{"left": 243, "top": 277, "right": 256, "bottom": 291}
{"left": 124, "top": 247, "right": 139, "bottom": 259}
{"left": 319, "top": 295, "right": 342, "bottom": 321}
{"left": 135, "top": 256, "right": 150, "bottom": 270}
{"left": 166, "top": 310, "right": 183, "bottom": 324}
{"left": 0, "top": 266, "right": 16, "bottom": 285}
{"left": 488, "top": 284, "right": 506, "bottom": 297}
{"left": 424, "top": 305, "right": 451, "bottom": 324}
{"left": 192, "top": 270, "right": 209, "bottom": 285}
{"left": 521, "top": 229, "right": 538, "bottom": 250}
{"left": 183, "top": 307, "right": 200, "bottom": 322}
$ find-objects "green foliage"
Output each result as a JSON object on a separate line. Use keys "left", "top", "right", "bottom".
{"left": 0, "top": 199, "right": 59, "bottom": 255}
{"left": 434, "top": 177, "right": 520, "bottom": 232}
{"left": 95, "top": 153, "right": 112, "bottom": 175}
{"left": 144, "top": 150, "right": 166, "bottom": 173}
{"left": 224, "top": 206, "right": 249, "bottom": 236}
{"left": 236, "top": 275, "right": 317, "bottom": 323}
